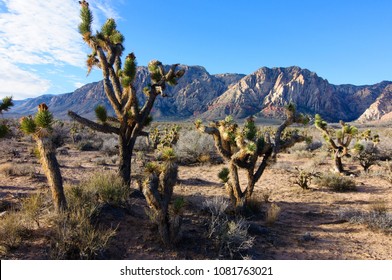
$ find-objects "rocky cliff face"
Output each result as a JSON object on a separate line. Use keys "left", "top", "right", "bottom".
{"left": 9, "top": 66, "right": 245, "bottom": 120}
{"left": 357, "top": 84, "right": 392, "bottom": 122}
{"left": 7, "top": 65, "right": 392, "bottom": 123}
{"left": 201, "top": 66, "right": 392, "bottom": 122}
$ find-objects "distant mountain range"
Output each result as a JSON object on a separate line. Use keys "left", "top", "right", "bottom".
{"left": 7, "top": 65, "right": 392, "bottom": 123}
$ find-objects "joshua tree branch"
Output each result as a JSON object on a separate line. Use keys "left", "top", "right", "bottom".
{"left": 68, "top": 111, "right": 120, "bottom": 134}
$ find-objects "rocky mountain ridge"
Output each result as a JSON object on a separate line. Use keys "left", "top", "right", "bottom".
{"left": 7, "top": 65, "right": 392, "bottom": 123}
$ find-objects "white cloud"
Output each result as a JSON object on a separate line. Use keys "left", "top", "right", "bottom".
{"left": 0, "top": 0, "right": 120, "bottom": 99}
{"left": 0, "top": 58, "right": 51, "bottom": 100}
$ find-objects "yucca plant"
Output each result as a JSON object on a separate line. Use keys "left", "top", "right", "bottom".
{"left": 20, "top": 104, "right": 67, "bottom": 212}
{"left": 68, "top": 1, "right": 185, "bottom": 186}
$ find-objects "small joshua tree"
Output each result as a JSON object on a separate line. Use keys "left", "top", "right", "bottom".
{"left": 20, "top": 104, "right": 67, "bottom": 212}
{"left": 196, "top": 105, "right": 308, "bottom": 208}
{"left": 314, "top": 114, "right": 358, "bottom": 173}
{"left": 353, "top": 130, "right": 380, "bottom": 172}
{"left": 69, "top": 1, "right": 185, "bottom": 185}
{"left": 0, "top": 96, "right": 14, "bottom": 138}
{"left": 142, "top": 148, "right": 180, "bottom": 246}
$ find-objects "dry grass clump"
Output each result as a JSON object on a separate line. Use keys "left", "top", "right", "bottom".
{"left": 80, "top": 172, "right": 130, "bottom": 207}
{"left": 49, "top": 178, "right": 121, "bottom": 259}
{"left": 0, "top": 212, "right": 29, "bottom": 255}
{"left": 49, "top": 209, "right": 116, "bottom": 259}
{"left": 203, "top": 197, "right": 254, "bottom": 259}
{"left": 266, "top": 203, "right": 281, "bottom": 226}
{"left": 0, "top": 194, "right": 46, "bottom": 256}
{"left": 338, "top": 204, "right": 392, "bottom": 233}
{"left": 0, "top": 163, "right": 36, "bottom": 177}
{"left": 315, "top": 173, "right": 357, "bottom": 192}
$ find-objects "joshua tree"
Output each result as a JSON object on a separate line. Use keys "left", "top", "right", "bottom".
{"left": 20, "top": 104, "right": 67, "bottom": 212}
{"left": 0, "top": 96, "right": 14, "bottom": 138}
{"left": 314, "top": 114, "right": 358, "bottom": 173}
{"left": 196, "top": 105, "right": 308, "bottom": 208}
{"left": 143, "top": 148, "right": 180, "bottom": 246}
{"left": 353, "top": 130, "right": 380, "bottom": 172}
{"left": 68, "top": 1, "right": 185, "bottom": 185}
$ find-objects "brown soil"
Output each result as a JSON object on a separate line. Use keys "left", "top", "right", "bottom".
{"left": 1, "top": 137, "right": 391, "bottom": 260}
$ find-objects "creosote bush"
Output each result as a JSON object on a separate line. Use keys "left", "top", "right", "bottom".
{"left": 315, "top": 173, "right": 356, "bottom": 192}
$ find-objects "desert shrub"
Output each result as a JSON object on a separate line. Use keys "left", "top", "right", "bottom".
{"left": 380, "top": 160, "right": 392, "bottom": 184}
{"left": 245, "top": 195, "right": 263, "bottom": 215}
{"left": 50, "top": 181, "right": 118, "bottom": 259}
{"left": 202, "top": 196, "right": 230, "bottom": 217}
{"left": 266, "top": 203, "right": 281, "bottom": 226}
{"left": 20, "top": 193, "right": 45, "bottom": 228}
{"left": 291, "top": 167, "right": 320, "bottom": 189}
{"left": 315, "top": 173, "right": 356, "bottom": 192}
{"left": 174, "top": 130, "right": 222, "bottom": 165}
{"left": 133, "top": 135, "right": 150, "bottom": 152}
{"left": 0, "top": 163, "right": 36, "bottom": 177}
{"left": 289, "top": 140, "right": 322, "bottom": 153}
{"left": 81, "top": 172, "right": 130, "bottom": 207}
{"left": 338, "top": 207, "right": 392, "bottom": 233}
{"left": 101, "top": 136, "right": 118, "bottom": 156}
{"left": 203, "top": 197, "right": 254, "bottom": 259}
{"left": 291, "top": 150, "right": 314, "bottom": 159}
{"left": 49, "top": 209, "right": 116, "bottom": 259}
{"left": 0, "top": 212, "right": 28, "bottom": 254}
{"left": 77, "top": 140, "right": 102, "bottom": 151}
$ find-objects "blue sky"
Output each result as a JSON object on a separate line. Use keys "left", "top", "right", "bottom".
{"left": 0, "top": 0, "right": 391, "bottom": 100}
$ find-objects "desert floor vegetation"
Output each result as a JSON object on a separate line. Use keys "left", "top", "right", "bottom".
{"left": 0, "top": 121, "right": 392, "bottom": 260}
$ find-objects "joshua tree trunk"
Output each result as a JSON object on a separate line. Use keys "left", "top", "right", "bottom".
{"left": 36, "top": 137, "right": 67, "bottom": 212}
{"left": 334, "top": 151, "right": 344, "bottom": 173}
{"left": 118, "top": 135, "right": 133, "bottom": 185}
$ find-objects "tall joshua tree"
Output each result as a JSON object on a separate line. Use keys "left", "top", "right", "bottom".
{"left": 0, "top": 96, "right": 14, "bottom": 138}
{"left": 69, "top": 1, "right": 185, "bottom": 185}
{"left": 196, "top": 105, "right": 308, "bottom": 208}
{"left": 314, "top": 114, "right": 358, "bottom": 173}
{"left": 20, "top": 104, "right": 67, "bottom": 212}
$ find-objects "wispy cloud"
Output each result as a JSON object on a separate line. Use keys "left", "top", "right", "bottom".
{"left": 0, "top": 0, "right": 119, "bottom": 99}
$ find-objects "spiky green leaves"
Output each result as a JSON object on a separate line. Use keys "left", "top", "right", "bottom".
{"left": 100, "top": 18, "right": 124, "bottom": 44}
{"left": 78, "top": 2, "right": 93, "bottom": 36}
{"left": 161, "top": 147, "right": 176, "bottom": 161}
{"left": 20, "top": 104, "right": 53, "bottom": 136}
{"left": 95, "top": 105, "right": 108, "bottom": 123}
{"left": 314, "top": 114, "right": 328, "bottom": 130}
{"left": 34, "top": 109, "right": 53, "bottom": 129}
{"left": 120, "top": 53, "right": 137, "bottom": 87}
{"left": 0, "top": 96, "right": 13, "bottom": 113}
{"left": 20, "top": 116, "right": 37, "bottom": 135}
{"left": 148, "top": 60, "right": 163, "bottom": 83}
{"left": 243, "top": 116, "right": 257, "bottom": 140}
{"left": 167, "top": 69, "right": 185, "bottom": 86}
{"left": 218, "top": 167, "right": 230, "bottom": 183}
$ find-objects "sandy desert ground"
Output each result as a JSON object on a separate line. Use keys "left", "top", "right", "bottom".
{"left": 0, "top": 125, "right": 391, "bottom": 260}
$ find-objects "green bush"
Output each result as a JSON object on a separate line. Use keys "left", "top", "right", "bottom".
{"left": 315, "top": 173, "right": 356, "bottom": 192}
